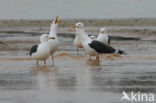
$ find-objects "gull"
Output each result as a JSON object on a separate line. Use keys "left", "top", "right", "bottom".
{"left": 48, "top": 16, "right": 62, "bottom": 66}
{"left": 69, "top": 28, "right": 85, "bottom": 55}
{"left": 30, "top": 34, "right": 55, "bottom": 66}
{"left": 73, "top": 22, "right": 126, "bottom": 64}
{"left": 97, "top": 27, "right": 110, "bottom": 45}
{"left": 74, "top": 33, "right": 83, "bottom": 55}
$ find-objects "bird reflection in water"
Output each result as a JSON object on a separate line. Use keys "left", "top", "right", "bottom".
{"left": 56, "top": 70, "right": 77, "bottom": 91}
{"left": 33, "top": 65, "right": 58, "bottom": 72}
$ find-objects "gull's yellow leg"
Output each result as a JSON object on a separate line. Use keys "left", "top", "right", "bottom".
{"left": 96, "top": 54, "right": 100, "bottom": 64}
{"left": 77, "top": 48, "right": 79, "bottom": 55}
{"left": 44, "top": 60, "right": 46, "bottom": 65}
{"left": 36, "top": 60, "right": 39, "bottom": 67}
{"left": 52, "top": 55, "right": 54, "bottom": 66}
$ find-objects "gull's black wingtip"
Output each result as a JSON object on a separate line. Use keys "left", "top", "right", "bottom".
{"left": 30, "top": 44, "right": 38, "bottom": 56}
{"left": 118, "top": 50, "right": 127, "bottom": 55}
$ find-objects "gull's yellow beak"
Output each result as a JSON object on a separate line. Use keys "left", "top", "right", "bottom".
{"left": 72, "top": 25, "right": 77, "bottom": 29}
{"left": 49, "top": 37, "right": 55, "bottom": 39}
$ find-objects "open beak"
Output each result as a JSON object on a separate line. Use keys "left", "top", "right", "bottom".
{"left": 55, "top": 16, "right": 58, "bottom": 24}
{"left": 54, "top": 16, "right": 62, "bottom": 24}
{"left": 57, "top": 19, "right": 62, "bottom": 24}
{"left": 49, "top": 37, "right": 55, "bottom": 39}
{"left": 72, "top": 25, "right": 77, "bottom": 29}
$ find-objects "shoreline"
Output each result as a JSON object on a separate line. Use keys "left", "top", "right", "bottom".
{"left": 0, "top": 18, "right": 156, "bottom": 27}
{"left": 0, "top": 18, "right": 156, "bottom": 51}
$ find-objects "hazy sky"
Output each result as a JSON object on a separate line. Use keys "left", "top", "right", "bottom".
{"left": 0, "top": 0, "right": 155, "bottom": 20}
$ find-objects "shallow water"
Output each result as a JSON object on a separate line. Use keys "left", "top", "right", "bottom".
{"left": 0, "top": 48, "right": 156, "bottom": 103}
{"left": 0, "top": 26, "right": 156, "bottom": 103}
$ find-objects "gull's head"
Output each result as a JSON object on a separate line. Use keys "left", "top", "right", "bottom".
{"left": 40, "top": 34, "right": 49, "bottom": 43}
{"left": 52, "top": 16, "right": 62, "bottom": 24}
{"left": 76, "top": 22, "right": 84, "bottom": 29}
{"left": 100, "top": 27, "right": 107, "bottom": 34}
{"left": 72, "top": 22, "right": 84, "bottom": 29}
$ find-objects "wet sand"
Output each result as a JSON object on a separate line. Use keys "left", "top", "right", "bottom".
{"left": 0, "top": 20, "right": 156, "bottom": 103}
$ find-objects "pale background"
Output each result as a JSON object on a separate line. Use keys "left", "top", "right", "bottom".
{"left": 0, "top": 0, "right": 155, "bottom": 20}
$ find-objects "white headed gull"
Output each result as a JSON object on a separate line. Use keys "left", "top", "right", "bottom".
{"left": 74, "top": 33, "right": 84, "bottom": 55}
{"left": 97, "top": 27, "right": 110, "bottom": 45}
{"left": 48, "top": 16, "right": 62, "bottom": 65}
{"left": 73, "top": 22, "right": 126, "bottom": 63}
{"left": 69, "top": 28, "right": 84, "bottom": 55}
{"left": 30, "top": 34, "right": 55, "bottom": 66}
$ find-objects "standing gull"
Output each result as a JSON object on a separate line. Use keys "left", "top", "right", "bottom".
{"left": 73, "top": 22, "right": 98, "bottom": 61}
{"left": 74, "top": 32, "right": 83, "bottom": 55}
{"left": 73, "top": 22, "right": 126, "bottom": 64}
{"left": 97, "top": 27, "right": 110, "bottom": 45}
{"left": 48, "top": 16, "right": 62, "bottom": 66}
{"left": 69, "top": 28, "right": 84, "bottom": 55}
{"left": 69, "top": 28, "right": 85, "bottom": 55}
{"left": 30, "top": 34, "right": 55, "bottom": 66}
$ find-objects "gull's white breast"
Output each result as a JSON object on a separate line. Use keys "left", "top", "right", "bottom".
{"left": 48, "top": 38, "right": 59, "bottom": 54}
{"left": 32, "top": 42, "right": 50, "bottom": 60}
{"left": 97, "top": 34, "right": 108, "bottom": 45}
{"left": 74, "top": 36, "right": 83, "bottom": 48}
